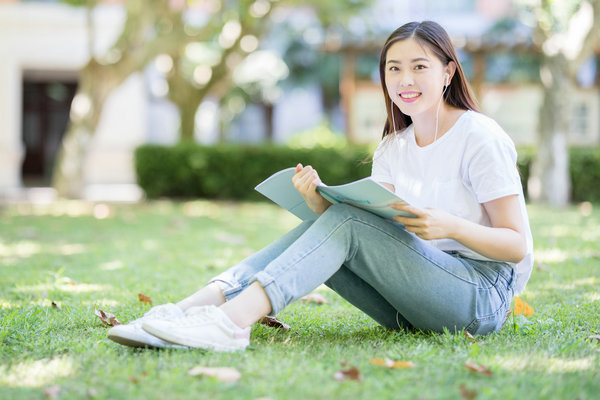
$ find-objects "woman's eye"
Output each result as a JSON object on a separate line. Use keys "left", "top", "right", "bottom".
{"left": 388, "top": 66, "right": 399, "bottom": 72}
{"left": 414, "top": 64, "right": 426, "bottom": 70}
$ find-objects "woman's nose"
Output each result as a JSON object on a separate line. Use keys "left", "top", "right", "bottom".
{"left": 398, "top": 70, "right": 414, "bottom": 87}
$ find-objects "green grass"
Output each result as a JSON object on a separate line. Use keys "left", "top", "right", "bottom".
{"left": 0, "top": 200, "right": 599, "bottom": 399}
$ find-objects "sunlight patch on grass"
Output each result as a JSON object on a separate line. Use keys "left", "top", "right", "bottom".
{"left": 182, "top": 200, "right": 223, "bottom": 218}
{"left": 11, "top": 200, "right": 95, "bottom": 217}
{"left": 534, "top": 248, "right": 569, "bottom": 263}
{"left": 81, "top": 299, "right": 119, "bottom": 307}
{"left": 539, "top": 224, "right": 580, "bottom": 239}
{"left": 52, "top": 243, "right": 87, "bottom": 255}
{"left": 583, "top": 292, "right": 600, "bottom": 301}
{"left": 0, "top": 241, "right": 41, "bottom": 259}
{"left": 494, "top": 355, "right": 594, "bottom": 373}
{"left": 581, "top": 228, "right": 600, "bottom": 242}
{"left": 99, "top": 260, "right": 125, "bottom": 271}
{"left": 0, "top": 356, "right": 75, "bottom": 387}
{"left": 538, "top": 277, "right": 597, "bottom": 291}
{"left": 142, "top": 239, "right": 159, "bottom": 250}
{"left": 14, "top": 283, "right": 111, "bottom": 294}
{"left": 0, "top": 298, "right": 16, "bottom": 309}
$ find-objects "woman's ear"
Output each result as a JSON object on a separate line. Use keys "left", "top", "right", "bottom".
{"left": 446, "top": 60, "right": 457, "bottom": 82}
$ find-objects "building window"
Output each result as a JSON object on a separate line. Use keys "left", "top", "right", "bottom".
{"left": 571, "top": 102, "right": 589, "bottom": 137}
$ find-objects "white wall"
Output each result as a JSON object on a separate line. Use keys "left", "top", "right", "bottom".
{"left": 0, "top": 2, "right": 148, "bottom": 201}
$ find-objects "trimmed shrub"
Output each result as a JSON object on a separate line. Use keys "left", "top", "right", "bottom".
{"left": 135, "top": 143, "right": 372, "bottom": 200}
{"left": 135, "top": 143, "right": 600, "bottom": 203}
{"left": 570, "top": 147, "right": 600, "bottom": 203}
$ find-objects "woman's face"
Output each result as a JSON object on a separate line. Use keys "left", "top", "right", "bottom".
{"left": 384, "top": 38, "right": 449, "bottom": 119}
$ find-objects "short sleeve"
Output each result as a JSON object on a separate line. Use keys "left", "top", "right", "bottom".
{"left": 467, "top": 137, "right": 522, "bottom": 204}
{"left": 371, "top": 139, "right": 394, "bottom": 185}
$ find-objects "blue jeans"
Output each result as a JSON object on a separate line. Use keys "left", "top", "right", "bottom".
{"left": 209, "top": 204, "right": 515, "bottom": 335}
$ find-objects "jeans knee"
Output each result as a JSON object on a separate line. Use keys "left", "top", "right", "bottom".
{"left": 322, "top": 203, "right": 355, "bottom": 220}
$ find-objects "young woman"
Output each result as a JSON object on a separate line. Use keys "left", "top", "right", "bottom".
{"left": 108, "top": 21, "right": 533, "bottom": 351}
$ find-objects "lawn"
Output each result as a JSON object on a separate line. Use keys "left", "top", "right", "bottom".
{"left": 0, "top": 200, "right": 599, "bottom": 399}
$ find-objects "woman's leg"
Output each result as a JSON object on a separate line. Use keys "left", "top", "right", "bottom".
{"left": 142, "top": 203, "right": 513, "bottom": 350}
{"left": 175, "top": 220, "right": 315, "bottom": 311}
{"left": 220, "top": 203, "right": 513, "bottom": 334}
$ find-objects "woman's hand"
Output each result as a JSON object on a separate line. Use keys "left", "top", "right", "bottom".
{"left": 391, "top": 196, "right": 527, "bottom": 263}
{"left": 391, "top": 203, "right": 458, "bottom": 240}
{"left": 292, "top": 163, "right": 331, "bottom": 215}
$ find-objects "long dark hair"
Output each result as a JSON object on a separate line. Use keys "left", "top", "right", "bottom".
{"left": 379, "top": 21, "right": 479, "bottom": 139}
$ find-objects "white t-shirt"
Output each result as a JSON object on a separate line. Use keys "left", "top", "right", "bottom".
{"left": 371, "top": 110, "right": 533, "bottom": 294}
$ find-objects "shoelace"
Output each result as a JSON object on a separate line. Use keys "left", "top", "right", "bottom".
{"left": 132, "top": 304, "right": 178, "bottom": 324}
{"left": 170, "top": 308, "right": 221, "bottom": 327}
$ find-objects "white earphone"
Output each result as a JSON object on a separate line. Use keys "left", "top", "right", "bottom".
{"left": 444, "top": 73, "right": 450, "bottom": 87}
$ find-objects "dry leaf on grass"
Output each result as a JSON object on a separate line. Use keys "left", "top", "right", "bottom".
{"left": 51, "top": 301, "right": 61, "bottom": 310}
{"left": 301, "top": 293, "right": 328, "bottom": 304}
{"left": 333, "top": 365, "right": 363, "bottom": 382}
{"left": 513, "top": 297, "right": 534, "bottom": 317}
{"left": 535, "top": 262, "right": 550, "bottom": 272}
{"left": 459, "top": 384, "right": 478, "bottom": 400}
{"left": 58, "top": 277, "right": 77, "bottom": 286}
{"left": 369, "top": 358, "right": 415, "bottom": 369}
{"left": 138, "top": 293, "right": 152, "bottom": 305}
{"left": 188, "top": 366, "right": 242, "bottom": 384}
{"left": 259, "top": 315, "right": 290, "bottom": 331}
{"left": 464, "top": 360, "right": 492, "bottom": 376}
{"left": 94, "top": 308, "right": 121, "bottom": 326}
{"left": 464, "top": 331, "right": 476, "bottom": 343}
{"left": 44, "top": 385, "right": 61, "bottom": 398}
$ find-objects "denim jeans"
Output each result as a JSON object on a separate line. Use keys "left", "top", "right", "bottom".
{"left": 209, "top": 203, "right": 515, "bottom": 335}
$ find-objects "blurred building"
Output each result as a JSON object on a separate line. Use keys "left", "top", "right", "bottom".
{"left": 0, "top": 0, "right": 598, "bottom": 201}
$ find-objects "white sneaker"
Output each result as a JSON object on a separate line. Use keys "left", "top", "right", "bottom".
{"left": 142, "top": 305, "right": 251, "bottom": 352}
{"left": 107, "top": 303, "right": 188, "bottom": 349}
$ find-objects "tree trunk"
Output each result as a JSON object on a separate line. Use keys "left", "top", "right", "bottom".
{"left": 528, "top": 55, "right": 571, "bottom": 206}
{"left": 53, "top": 61, "right": 117, "bottom": 198}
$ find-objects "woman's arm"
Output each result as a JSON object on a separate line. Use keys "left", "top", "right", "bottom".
{"left": 391, "top": 195, "right": 527, "bottom": 263}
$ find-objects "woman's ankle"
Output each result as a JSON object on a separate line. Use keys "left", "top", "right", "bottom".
{"left": 176, "top": 283, "right": 226, "bottom": 311}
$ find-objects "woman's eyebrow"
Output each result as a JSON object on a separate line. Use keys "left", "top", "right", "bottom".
{"left": 386, "top": 57, "right": 430, "bottom": 65}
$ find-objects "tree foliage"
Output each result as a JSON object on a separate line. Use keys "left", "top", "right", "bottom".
{"left": 515, "top": 0, "right": 600, "bottom": 206}
{"left": 53, "top": 0, "right": 372, "bottom": 197}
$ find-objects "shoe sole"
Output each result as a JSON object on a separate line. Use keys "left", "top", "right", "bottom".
{"left": 142, "top": 323, "right": 247, "bottom": 352}
{"left": 108, "top": 330, "right": 187, "bottom": 349}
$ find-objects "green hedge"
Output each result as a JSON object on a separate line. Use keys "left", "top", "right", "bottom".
{"left": 570, "top": 147, "right": 600, "bottom": 203}
{"left": 135, "top": 143, "right": 600, "bottom": 203}
{"left": 135, "top": 143, "right": 373, "bottom": 200}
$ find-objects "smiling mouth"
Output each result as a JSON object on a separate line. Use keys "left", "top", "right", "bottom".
{"left": 398, "top": 92, "right": 421, "bottom": 102}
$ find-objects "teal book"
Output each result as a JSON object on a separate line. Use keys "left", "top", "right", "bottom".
{"left": 255, "top": 167, "right": 414, "bottom": 221}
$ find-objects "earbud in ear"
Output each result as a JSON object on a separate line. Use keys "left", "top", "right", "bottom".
{"left": 444, "top": 73, "right": 450, "bottom": 87}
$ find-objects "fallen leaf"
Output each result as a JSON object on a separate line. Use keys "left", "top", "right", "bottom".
{"left": 129, "top": 376, "right": 138, "bottom": 384}
{"left": 44, "top": 385, "right": 61, "bottom": 398}
{"left": 459, "top": 384, "right": 478, "bottom": 399}
{"left": 333, "top": 365, "right": 363, "bottom": 381}
{"left": 215, "top": 232, "right": 247, "bottom": 245}
{"left": 535, "top": 262, "right": 550, "bottom": 272}
{"left": 513, "top": 297, "right": 534, "bottom": 317}
{"left": 188, "top": 366, "right": 242, "bottom": 384}
{"left": 586, "top": 335, "right": 600, "bottom": 342}
{"left": 301, "top": 293, "right": 328, "bottom": 304}
{"left": 138, "top": 293, "right": 152, "bottom": 305}
{"left": 259, "top": 315, "right": 290, "bottom": 331}
{"left": 94, "top": 308, "right": 121, "bottom": 326}
{"left": 59, "top": 277, "right": 77, "bottom": 285}
{"left": 464, "top": 331, "right": 476, "bottom": 343}
{"left": 51, "top": 301, "right": 61, "bottom": 310}
{"left": 464, "top": 360, "right": 492, "bottom": 376}
{"left": 369, "top": 358, "right": 415, "bottom": 369}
